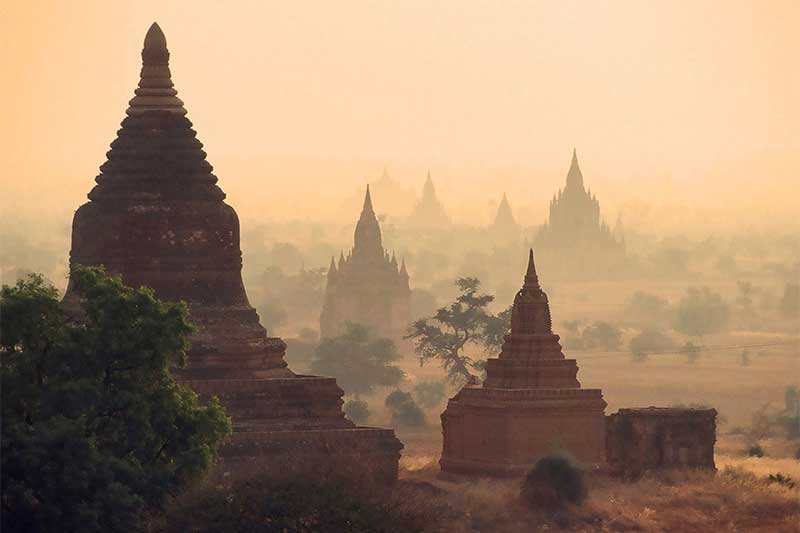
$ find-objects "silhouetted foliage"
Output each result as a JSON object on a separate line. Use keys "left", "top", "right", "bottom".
{"left": 674, "top": 287, "right": 730, "bottom": 337}
{"left": 629, "top": 328, "right": 676, "bottom": 360}
{"left": 1, "top": 269, "right": 231, "bottom": 533}
{"left": 405, "top": 277, "right": 500, "bottom": 383}
{"left": 385, "top": 390, "right": 426, "bottom": 428}
{"left": 580, "top": 321, "right": 622, "bottom": 351}
{"left": 161, "top": 477, "right": 442, "bottom": 533}
{"left": 483, "top": 305, "right": 512, "bottom": 352}
{"left": 746, "top": 443, "right": 765, "bottom": 458}
{"left": 520, "top": 454, "right": 587, "bottom": 511}
{"left": 412, "top": 380, "right": 448, "bottom": 408}
{"left": 624, "top": 291, "right": 671, "bottom": 323}
{"left": 310, "top": 323, "right": 404, "bottom": 398}
{"left": 343, "top": 399, "right": 370, "bottom": 424}
{"left": 780, "top": 283, "right": 800, "bottom": 318}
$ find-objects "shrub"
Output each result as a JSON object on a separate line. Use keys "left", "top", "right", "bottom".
{"left": 767, "top": 473, "right": 796, "bottom": 489}
{"left": 385, "top": 390, "right": 426, "bottom": 428}
{"left": 746, "top": 444, "right": 765, "bottom": 457}
{"left": 343, "top": 399, "right": 370, "bottom": 424}
{"left": 520, "top": 454, "right": 587, "bottom": 511}
{"left": 161, "top": 477, "right": 441, "bottom": 533}
{"left": 413, "top": 380, "right": 447, "bottom": 408}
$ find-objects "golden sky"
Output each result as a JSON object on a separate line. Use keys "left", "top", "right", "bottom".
{"left": 1, "top": 0, "right": 798, "bottom": 228}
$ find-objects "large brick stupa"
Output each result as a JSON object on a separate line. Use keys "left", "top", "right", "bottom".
{"left": 439, "top": 250, "right": 606, "bottom": 476}
{"left": 64, "top": 23, "right": 401, "bottom": 482}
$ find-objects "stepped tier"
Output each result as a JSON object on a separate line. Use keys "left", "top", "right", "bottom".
{"left": 65, "top": 22, "right": 401, "bottom": 483}
{"left": 440, "top": 250, "right": 606, "bottom": 475}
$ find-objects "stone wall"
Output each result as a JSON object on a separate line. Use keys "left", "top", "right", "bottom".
{"left": 606, "top": 407, "right": 717, "bottom": 477}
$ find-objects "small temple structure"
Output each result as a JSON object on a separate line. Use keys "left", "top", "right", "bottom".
{"left": 320, "top": 186, "right": 411, "bottom": 342}
{"left": 64, "top": 23, "right": 401, "bottom": 482}
{"left": 489, "top": 192, "right": 521, "bottom": 244}
{"left": 532, "top": 150, "right": 625, "bottom": 278}
{"left": 408, "top": 172, "right": 451, "bottom": 228}
{"left": 440, "top": 250, "right": 607, "bottom": 476}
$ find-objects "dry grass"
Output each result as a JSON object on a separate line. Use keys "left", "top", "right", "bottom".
{"left": 399, "top": 463, "right": 800, "bottom": 532}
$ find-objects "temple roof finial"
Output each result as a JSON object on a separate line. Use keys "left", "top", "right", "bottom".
{"left": 524, "top": 248, "right": 540, "bottom": 288}
{"left": 128, "top": 22, "right": 185, "bottom": 116}
{"left": 566, "top": 148, "right": 584, "bottom": 190}
{"left": 363, "top": 184, "right": 374, "bottom": 214}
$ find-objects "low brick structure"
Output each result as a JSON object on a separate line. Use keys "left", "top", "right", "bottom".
{"left": 606, "top": 407, "right": 717, "bottom": 477}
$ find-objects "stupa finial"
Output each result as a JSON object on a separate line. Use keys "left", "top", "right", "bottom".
{"left": 524, "top": 248, "right": 540, "bottom": 288}
{"left": 363, "top": 184, "right": 374, "bottom": 213}
{"left": 128, "top": 22, "right": 185, "bottom": 115}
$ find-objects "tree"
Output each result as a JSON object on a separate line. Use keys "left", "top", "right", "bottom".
{"left": 674, "top": 287, "right": 731, "bottom": 337}
{"left": 624, "top": 291, "right": 670, "bottom": 324}
{"left": 1, "top": 268, "right": 231, "bottom": 533}
{"left": 483, "top": 305, "right": 512, "bottom": 352}
{"left": 628, "top": 328, "right": 676, "bottom": 361}
{"left": 780, "top": 283, "right": 800, "bottom": 318}
{"left": 405, "top": 277, "right": 496, "bottom": 383}
{"left": 384, "top": 390, "right": 426, "bottom": 428}
{"left": 580, "top": 321, "right": 622, "bottom": 351}
{"left": 309, "top": 323, "right": 404, "bottom": 398}
{"left": 343, "top": 399, "right": 370, "bottom": 424}
{"left": 412, "top": 380, "right": 448, "bottom": 408}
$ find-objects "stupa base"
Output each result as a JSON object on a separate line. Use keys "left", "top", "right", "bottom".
{"left": 182, "top": 376, "right": 403, "bottom": 484}
{"left": 440, "top": 386, "right": 606, "bottom": 477}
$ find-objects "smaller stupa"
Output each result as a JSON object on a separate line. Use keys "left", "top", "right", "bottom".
{"left": 440, "top": 250, "right": 607, "bottom": 476}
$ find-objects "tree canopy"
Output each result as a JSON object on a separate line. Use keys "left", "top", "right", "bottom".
{"left": 1, "top": 268, "right": 231, "bottom": 533}
{"left": 405, "top": 277, "right": 505, "bottom": 383}
{"left": 309, "top": 322, "right": 404, "bottom": 398}
{"left": 674, "top": 286, "right": 731, "bottom": 337}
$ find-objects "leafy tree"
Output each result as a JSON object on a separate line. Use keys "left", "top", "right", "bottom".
{"left": 780, "top": 283, "right": 800, "bottom": 318}
{"left": 483, "top": 305, "right": 512, "bottom": 352}
{"left": 412, "top": 380, "right": 448, "bottom": 408}
{"left": 580, "top": 321, "right": 622, "bottom": 351}
{"left": 628, "top": 328, "right": 676, "bottom": 361}
{"left": 384, "top": 390, "right": 426, "bottom": 428}
{"left": 405, "top": 277, "right": 498, "bottom": 383}
{"left": 624, "top": 291, "right": 670, "bottom": 323}
{"left": 1, "top": 268, "right": 231, "bottom": 533}
{"left": 736, "top": 281, "right": 755, "bottom": 311}
{"left": 310, "top": 323, "right": 404, "bottom": 398}
{"left": 343, "top": 399, "right": 370, "bottom": 424}
{"left": 674, "top": 287, "right": 731, "bottom": 337}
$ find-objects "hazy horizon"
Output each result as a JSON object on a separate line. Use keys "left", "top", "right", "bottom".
{"left": 2, "top": 0, "right": 798, "bottom": 233}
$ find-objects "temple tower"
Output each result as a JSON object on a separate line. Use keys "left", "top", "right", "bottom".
{"left": 408, "top": 172, "right": 451, "bottom": 228}
{"left": 489, "top": 192, "right": 521, "bottom": 244}
{"left": 439, "top": 250, "right": 607, "bottom": 475}
{"left": 65, "top": 23, "right": 401, "bottom": 482}
{"left": 321, "top": 186, "right": 411, "bottom": 341}
{"left": 532, "top": 150, "right": 625, "bottom": 278}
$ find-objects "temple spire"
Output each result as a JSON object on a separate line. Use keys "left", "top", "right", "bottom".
{"left": 565, "top": 148, "right": 584, "bottom": 191}
{"left": 128, "top": 22, "right": 185, "bottom": 116}
{"left": 524, "top": 248, "right": 540, "bottom": 289}
{"left": 363, "top": 184, "right": 374, "bottom": 214}
{"left": 328, "top": 256, "right": 338, "bottom": 280}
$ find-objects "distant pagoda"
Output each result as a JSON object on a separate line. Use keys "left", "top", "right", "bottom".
{"left": 408, "top": 172, "right": 451, "bottom": 228}
{"left": 532, "top": 150, "right": 625, "bottom": 278}
{"left": 65, "top": 23, "right": 401, "bottom": 482}
{"left": 489, "top": 192, "right": 521, "bottom": 244}
{"left": 440, "top": 250, "right": 607, "bottom": 475}
{"left": 321, "top": 186, "right": 411, "bottom": 341}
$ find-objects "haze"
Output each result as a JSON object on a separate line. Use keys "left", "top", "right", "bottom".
{"left": 2, "top": 0, "right": 798, "bottom": 232}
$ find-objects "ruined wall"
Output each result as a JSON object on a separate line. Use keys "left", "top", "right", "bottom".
{"left": 606, "top": 407, "right": 717, "bottom": 477}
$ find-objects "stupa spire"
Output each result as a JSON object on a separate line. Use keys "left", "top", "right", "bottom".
{"left": 524, "top": 249, "right": 540, "bottom": 289}
{"left": 128, "top": 22, "right": 185, "bottom": 116}
{"left": 566, "top": 148, "right": 584, "bottom": 191}
{"left": 353, "top": 185, "right": 383, "bottom": 260}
